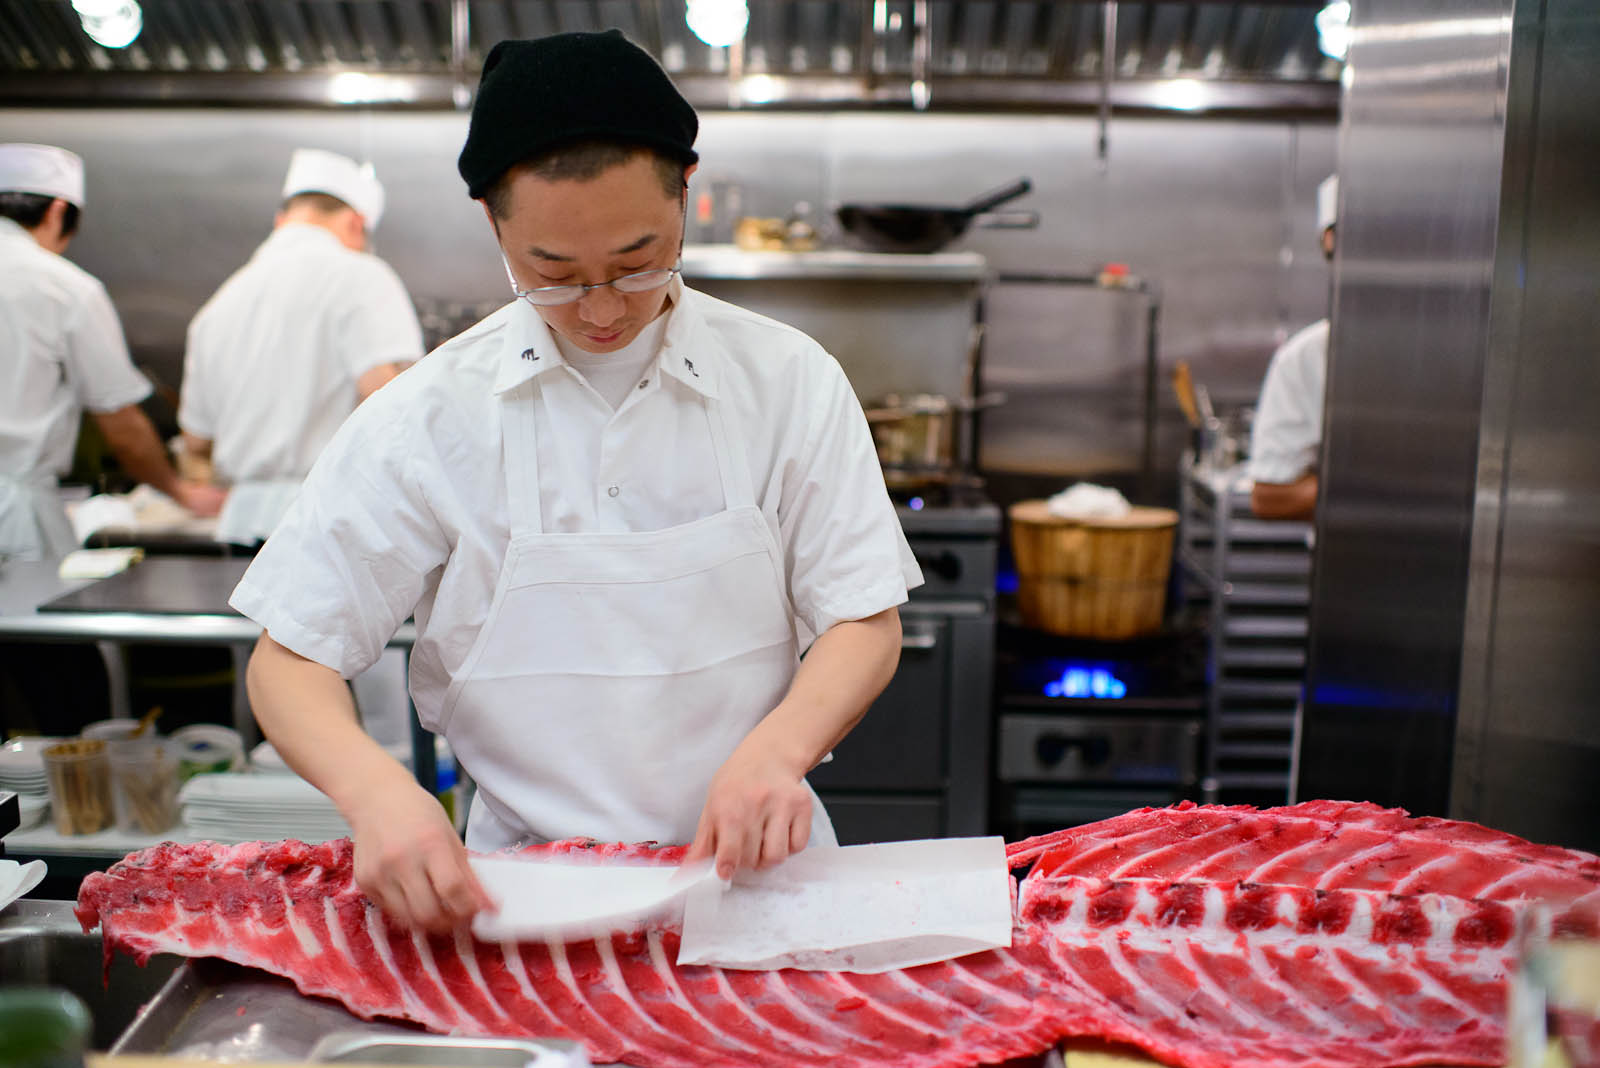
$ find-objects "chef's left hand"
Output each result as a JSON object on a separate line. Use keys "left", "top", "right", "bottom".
{"left": 688, "top": 734, "right": 812, "bottom": 880}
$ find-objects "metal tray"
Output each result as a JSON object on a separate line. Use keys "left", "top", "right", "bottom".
{"left": 110, "top": 956, "right": 628, "bottom": 1065}
{"left": 307, "top": 1031, "right": 584, "bottom": 1064}
{"left": 111, "top": 957, "right": 431, "bottom": 1061}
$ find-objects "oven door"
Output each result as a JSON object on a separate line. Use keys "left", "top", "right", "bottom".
{"left": 809, "top": 616, "right": 949, "bottom": 793}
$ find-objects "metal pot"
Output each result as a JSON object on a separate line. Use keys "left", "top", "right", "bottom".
{"left": 837, "top": 178, "right": 1033, "bottom": 254}
{"left": 865, "top": 394, "right": 955, "bottom": 473}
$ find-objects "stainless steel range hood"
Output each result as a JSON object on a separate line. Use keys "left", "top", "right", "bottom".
{"left": 0, "top": 0, "right": 1338, "bottom": 113}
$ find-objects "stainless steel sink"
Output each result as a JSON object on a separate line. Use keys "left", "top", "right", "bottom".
{"left": 0, "top": 899, "right": 183, "bottom": 1050}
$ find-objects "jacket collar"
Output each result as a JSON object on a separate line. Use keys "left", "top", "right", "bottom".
{"left": 492, "top": 274, "right": 720, "bottom": 400}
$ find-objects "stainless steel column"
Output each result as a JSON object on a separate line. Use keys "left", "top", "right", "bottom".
{"left": 1454, "top": 0, "right": 1600, "bottom": 852}
{"left": 1300, "top": 0, "right": 1516, "bottom": 813}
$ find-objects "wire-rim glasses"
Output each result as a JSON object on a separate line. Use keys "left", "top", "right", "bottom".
{"left": 502, "top": 256, "right": 680, "bottom": 308}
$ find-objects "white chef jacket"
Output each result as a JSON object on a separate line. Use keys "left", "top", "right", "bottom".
{"left": 178, "top": 223, "right": 423, "bottom": 485}
{"left": 0, "top": 216, "right": 152, "bottom": 482}
{"left": 1248, "top": 318, "right": 1328, "bottom": 485}
{"left": 231, "top": 277, "right": 923, "bottom": 717}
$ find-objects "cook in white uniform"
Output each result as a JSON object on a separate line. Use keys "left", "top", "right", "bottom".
{"left": 233, "top": 30, "right": 920, "bottom": 932}
{"left": 0, "top": 143, "right": 225, "bottom": 561}
{"left": 177, "top": 148, "right": 423, "bottom": 541}
{"left": 1249, "top": 174, "right": 1337, "bottom": 521}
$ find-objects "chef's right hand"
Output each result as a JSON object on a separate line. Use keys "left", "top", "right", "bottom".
{"left": 347, "top": 781, "right": 494, "bottom": 933}
{"left": 173, "top": 479, "right": 228, "bottom": 518}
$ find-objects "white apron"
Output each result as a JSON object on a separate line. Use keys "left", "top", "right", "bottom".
{"left": 0, "top": 472, "right": 75, "bottom": 562}
{"left": 433, "top": 375, "right": 836, "bottom": 853}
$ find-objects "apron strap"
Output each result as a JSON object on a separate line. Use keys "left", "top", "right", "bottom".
{"left": 500, "top": 380, "right": 544, "bottom": 538}
{"left": 703, "top": 394, "right": 758, "bottom": 511}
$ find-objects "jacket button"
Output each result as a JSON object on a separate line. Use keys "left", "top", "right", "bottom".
{"left": 607, "top": 485, "right": 620, "bottom": 498}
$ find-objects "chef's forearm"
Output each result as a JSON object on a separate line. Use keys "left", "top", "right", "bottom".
{"left": 755, "top": 606, "right": 902, "bottom": 776}
{"left": 1250, "top": 473, "right": 1319, "bottom": 521}
{"left": 91, "top": 404, "right": 183, "bottom": 498}
{"left": 247, "top": 632, "right": 416, "bottom": 817}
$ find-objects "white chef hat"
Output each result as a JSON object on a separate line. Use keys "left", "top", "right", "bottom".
{"left": 1317, "top": 174, "right": 1339, "bottom": 232}
{"left": 0, "top": 143, "right": 86, "bottom": 208}
{"left": 281, "top": 147, "right": 385, "bottom": 229}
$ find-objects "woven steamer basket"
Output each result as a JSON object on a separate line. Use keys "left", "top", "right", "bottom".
{"left": 1008, "top": 500, "right": 1179, "bottom": 640}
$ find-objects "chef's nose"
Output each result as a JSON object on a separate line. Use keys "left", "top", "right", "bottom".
{"left": 578, "top": 284, "right": 625, "bottom": 328}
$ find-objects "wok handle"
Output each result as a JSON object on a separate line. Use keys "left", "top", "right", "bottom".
{"left": 961, "top": 178, "right": 1032, "bottom": 215}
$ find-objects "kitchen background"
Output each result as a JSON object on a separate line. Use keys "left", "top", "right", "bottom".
{"left": 1, "top": 0, "right": 1595, "bottom": 856}
{"left": 0, "top": 107, "right": 1335, "bottom": 502}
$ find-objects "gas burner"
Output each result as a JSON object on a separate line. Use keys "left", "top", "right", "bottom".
{"left": 886, "top": 471, "right": 989, "bottom": 511}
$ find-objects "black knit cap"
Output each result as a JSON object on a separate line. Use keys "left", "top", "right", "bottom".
{"left": 457, "top": 29, "right": 699, "bottom": 200}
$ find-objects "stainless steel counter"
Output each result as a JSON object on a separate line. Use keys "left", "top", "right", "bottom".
{"left": 0, "top": 558, "right": 432, "bottom": 793}
{"left": 0, "top": 558, "right": 417, "bottom": 646}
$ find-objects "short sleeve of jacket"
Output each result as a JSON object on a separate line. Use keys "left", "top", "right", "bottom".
{"left": 778, "top": 354, "right": 923, "bottom": 639}
{"left": 229, "top": 387, "right": 448, "bottom": 678}
{"left": 337, "top": 258, "right": 425, "bottom": 378}
{"left": 176, "top": 315, "right": 215, "bottom": 439}
{"left": 1248, "top": 320, "right": 1328, "bottom": 485}
{"left": 64, "top": 279, "right": 151, "bottom": 413}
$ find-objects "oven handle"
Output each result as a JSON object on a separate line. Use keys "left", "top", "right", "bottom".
{"left": 901, "top": 624, "right": 941, "bottom": 651}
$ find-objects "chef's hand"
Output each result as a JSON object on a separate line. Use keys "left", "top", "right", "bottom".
{"left": 173, "top": 479, "right": 228, "bottom": 518}
{"left": 688, "top": 736, "right": 812, "bottom": 880}
{"left": 347, "top": 779, "right": 494, "bottom": 933}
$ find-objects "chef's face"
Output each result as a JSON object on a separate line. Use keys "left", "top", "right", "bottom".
{"left": 487, "top": 152, "right": 693, "bottom": 355}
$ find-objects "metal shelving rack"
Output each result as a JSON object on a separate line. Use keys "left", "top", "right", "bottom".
{"left": 1177, "top": 453, "right": 1314, "bottom": 805}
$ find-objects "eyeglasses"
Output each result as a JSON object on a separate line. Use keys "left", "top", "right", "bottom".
{"left": 502, "top": 256, "right": 680, "bottom": 308}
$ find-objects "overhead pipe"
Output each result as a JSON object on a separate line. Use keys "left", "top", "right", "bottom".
{"left": 450, "top": 0, "right": 470, "bottom": 109}
{"left": 1099, "top": 0, "right": 1116, "bottom": 162}
{"left": 911, "top": 0, "right": 931, "bottom": 110}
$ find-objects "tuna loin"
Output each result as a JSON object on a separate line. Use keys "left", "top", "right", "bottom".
{"left": 77, "top": 801, "right": 1600, "bottom": 1068}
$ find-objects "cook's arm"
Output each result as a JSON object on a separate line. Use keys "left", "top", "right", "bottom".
{"left": 689, "top": 606, "right": 902, "bottom": 878}
{"left": 1251, "top": 472, "right": 1318, "bottom": 521}
{"left": 92, "top": 405, "right": 226, "bottom": 516}
{"left": 248, "top": 632, "right": 491, "bottom": 931}
{"left": 356, "top": 362, "right": 405, "bottom": 401}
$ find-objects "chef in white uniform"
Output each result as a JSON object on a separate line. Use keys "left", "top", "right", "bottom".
{"left": 233, "top": 30, "right": 919, "bottom": 932}
{"left": 1249, "top": 174, "right": 1337, "bottom": 521}
{"left": 0, "top": 143, "right": 224, "bottom": 561}
{"left": 177, "top": 147, "right": 423, "bottom": 543}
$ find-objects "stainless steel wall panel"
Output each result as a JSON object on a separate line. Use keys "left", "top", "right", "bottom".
{"left": 0, "top": 106, "right": 1330, "bottom": 499}
{"left": 1299, "top": 0, "right": 1514, "bottom": 816}
{"left": 1454, "top": 2, "right": 1600, "bottom": 852}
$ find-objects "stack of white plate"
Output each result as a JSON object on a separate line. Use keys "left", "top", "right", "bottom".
{"left": 178, "top": 773, "right": 352, "bottom": 844}
{"left": 0, "top": 737, "right": 60, "bottom": 829}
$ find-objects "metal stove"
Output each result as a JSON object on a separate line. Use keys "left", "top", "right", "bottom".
{"left": 808, "top": 490, "right": 1001, "bottom": 845}
{"left": 992, "top": 620, "right": 1206, "bottom": 838}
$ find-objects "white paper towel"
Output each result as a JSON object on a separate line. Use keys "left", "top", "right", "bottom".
{"left": 677, "top": 837, "right": 1013, "bottom": 972}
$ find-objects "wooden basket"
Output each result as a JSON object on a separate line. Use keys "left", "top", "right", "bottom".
{"left": 1008, "top": 500, "right": 1178, "bottom": 640}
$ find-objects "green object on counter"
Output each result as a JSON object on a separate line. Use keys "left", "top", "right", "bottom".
{"left": 0, "top": 987, "right": 92, "bottom": 1068}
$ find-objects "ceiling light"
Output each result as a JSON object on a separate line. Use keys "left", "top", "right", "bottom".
{"left": 1154, "top": 78, "right": 1208, "bottom": 112}
{"left": 686, "top": 0, "right": 748, "bottom": 49}
{"left": 72, "top": 0, "right": 142, "bottom": 49}
{"left": 327, "top": 72, "right": 420, "bottom": 105}
{"left": 1316, "top": 1, "right": 1352, "bottom": 61}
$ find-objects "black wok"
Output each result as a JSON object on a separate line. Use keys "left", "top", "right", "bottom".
{"left": 836, "top": 178, "right": 1033, "bottom": 253}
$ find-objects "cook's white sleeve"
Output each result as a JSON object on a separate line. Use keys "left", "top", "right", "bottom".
{"left": 176, "top": 316, "right": 215, "bottom": 439}
{"left": 230, "top": 392, "right": 447, "bottom": 678}
{"left": 63, "top": 280, "right": 151, "bottom": 414}
{"left": 1249, "top": 334, "right": 1325, "bottom": 485}
{"left": 778, "top": 353, "right": 923, "bottom": 639}
{"left": 339, "top": 258, "right": 425, "bottom": 378}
